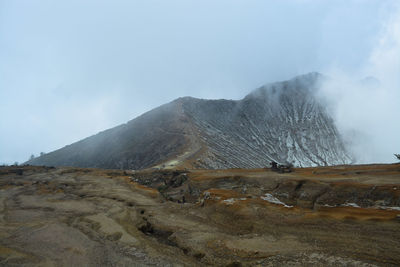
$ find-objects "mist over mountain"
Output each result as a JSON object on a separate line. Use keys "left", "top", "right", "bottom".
{"left": 27, "top": 73, "right": 352, "bottom": 169}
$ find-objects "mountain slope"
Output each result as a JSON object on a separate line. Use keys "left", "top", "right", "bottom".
{"left": 27, "top": 72, "right": 352, "bottom": 169}
{"left": 28, "top": 100, "right": 197, "bottom": 169}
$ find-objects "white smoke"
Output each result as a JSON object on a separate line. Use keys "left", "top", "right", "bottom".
{"left": 319, "top": 5, "right": 400, "bottom": 163}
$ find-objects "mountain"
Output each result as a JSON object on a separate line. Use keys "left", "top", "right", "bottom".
{"left": 27, "top": 72, "right": 353, "bottom": 169}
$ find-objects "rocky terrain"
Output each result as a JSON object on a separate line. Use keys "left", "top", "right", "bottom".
{"left": 27, "top": 73, "right": 352, "bottom": 170}
{"left": 1, "top": 163, "right": 399, "bottom": 266}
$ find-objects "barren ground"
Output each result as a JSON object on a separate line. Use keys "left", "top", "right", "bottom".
{"left": 0, "top": 164, "right": 399, "bottom": 266}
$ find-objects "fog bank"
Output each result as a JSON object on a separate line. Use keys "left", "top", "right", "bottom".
{"left": 319, "top": 6, "right": 400, "bottom": 163}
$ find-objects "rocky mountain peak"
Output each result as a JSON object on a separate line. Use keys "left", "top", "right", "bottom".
{"left": 27, "top": 73, "right": 352, "bottom": 169}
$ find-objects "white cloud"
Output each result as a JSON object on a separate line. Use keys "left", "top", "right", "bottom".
{"left": 320, "top": 5, "right": 400, "bottom": 163}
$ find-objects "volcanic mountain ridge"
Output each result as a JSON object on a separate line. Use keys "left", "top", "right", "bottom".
{"left": 27, "top": 72, "right": 352, "bottom": 169}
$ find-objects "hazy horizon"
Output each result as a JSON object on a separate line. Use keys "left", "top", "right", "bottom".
{"left": 1, "top": 0, "right": 399, "bottom": 164}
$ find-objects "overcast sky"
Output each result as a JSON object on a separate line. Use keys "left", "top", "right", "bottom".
{"left": 1, "top": 0, "right": 399, "bottom": 164}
